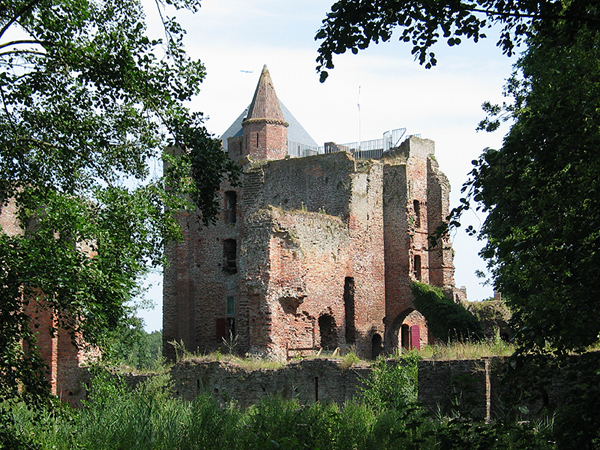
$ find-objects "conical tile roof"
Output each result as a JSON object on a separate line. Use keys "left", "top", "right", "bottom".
{"left": 243, "top": 65, "right": 288, "bottom": 126}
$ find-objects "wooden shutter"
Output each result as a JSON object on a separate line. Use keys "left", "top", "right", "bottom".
{"left": 216, "top": 318, "right": 227, "bottom": 340}
{"left": 410, "top": 325, "right": 421, "bottom": 350}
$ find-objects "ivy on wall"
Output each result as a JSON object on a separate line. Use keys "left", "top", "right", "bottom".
{"left": 411, "top": 282, "right": 483, "bottom": 342}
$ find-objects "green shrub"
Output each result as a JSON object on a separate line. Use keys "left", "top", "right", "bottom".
{"left": 359, "top": 352, "right": 419, "bottom": 412}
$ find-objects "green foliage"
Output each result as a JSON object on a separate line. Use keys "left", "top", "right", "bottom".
{"left": 315, "top": 0, "right": 600, "bottom": 81}
{"left": 454, "top": 23, "right": 600, "bottom": 354}
{"left": 411, "top": 282, "right": 483, "bottom": 342}
{"left": 435, "top": 417, "right": 554, "bottom": 450}
{"left": 359, "top": 353, "right": 419, "bottom": 412}
{"left": 465, "top": 299, "right": 512, "bottom": 340}
{"left": 1, "top": 369, "right": 555, "bottom": 450}
{"left": 0, "top": 0, "right": 238, "bottom": 405}
{"left": 102, "top": 319, "right": 163, "bottom": 371}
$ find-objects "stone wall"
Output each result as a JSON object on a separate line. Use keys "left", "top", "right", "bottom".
{"left": 169, "top": 358, "right": 372, "bottom": 407}
{"left": 75, "top": 353, "right": 600, "bottom": 419}
{"left": 164, "top": 358, "right": 496, "bottom": 414}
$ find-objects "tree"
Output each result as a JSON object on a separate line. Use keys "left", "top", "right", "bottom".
{"left": 103, "top": 318, "right": 163, "bottom": 371}
{"left": 457, "top": 25, "right": 600, "bottom": 354}
{"left": 315, "top": 0, "right": 600, "bottom": 81}
{"left": 0, "top": 0, "right": 236, "bottom": 405}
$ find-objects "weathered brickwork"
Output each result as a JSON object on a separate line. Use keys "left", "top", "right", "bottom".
{"left": 169, "top": 359, "right": 372, "bottom": 407}
{"left": 163, "top": 66, "right": 460, "bottom": 360}
{"left": 87, "top": 355, "right": 598, "bottom": 418}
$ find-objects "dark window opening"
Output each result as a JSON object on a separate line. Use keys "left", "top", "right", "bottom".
{"left": 216, "top": 317, "right": 236, "bottom": 341}
{"left": 344, "top": 277, "right": 356, "bottom": 344}
{"left": 216, "top": 318, "right": 226, "bottom": 340}
{"left": 223, "top": 239, "right": 237, "bottom": 274}
{"left": 226, "top": 296, "right": 235, "bottom": 316}
{"left": 319, "top": 314, "right": 338, "bottom": 350}
{"left": 256, "top": 133, "right": 259, "bottom": 147}
{"left": 371, "top": 333, "right": 383, "bottom": 359}
{"left": 224, "top": 191, "right": 237, "bottom": 224}
{"left": 401, "top": 324, "right": 411, "bottom": 350}
{"left": 413, "top": 200, "right": 421, "bottom": 228}
{"left": 413, "top": 255, "right": 421, "bottom": 281}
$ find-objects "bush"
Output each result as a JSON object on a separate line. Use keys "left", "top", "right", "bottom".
{"left": 359, "top": 352, "right": 419, "bottom": 412}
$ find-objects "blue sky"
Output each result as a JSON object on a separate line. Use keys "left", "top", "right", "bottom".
{"left": 139, "top": 0, "right": 519, "bottom": 332}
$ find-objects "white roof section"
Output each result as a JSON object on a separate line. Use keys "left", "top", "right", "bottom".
{"left": 220, "top": 101, "right": 319, "bottom": 152}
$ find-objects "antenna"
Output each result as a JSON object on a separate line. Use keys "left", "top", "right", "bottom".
{"left": 358, "top": 86, "right": 361, "bottom": 151}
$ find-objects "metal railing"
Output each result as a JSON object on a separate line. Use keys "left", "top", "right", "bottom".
{"left": 287, "top": 127, "right": 408, "bottom": 160}
{"left": 321, "top": 127, "right": 407, "bottom": 160}
{"left": 287, "top": 141, "right": 322, "bottom": 158}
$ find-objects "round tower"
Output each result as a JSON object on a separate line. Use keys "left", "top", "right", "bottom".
{"left": 242, "top": 65, "right": 289, "bottom": 160}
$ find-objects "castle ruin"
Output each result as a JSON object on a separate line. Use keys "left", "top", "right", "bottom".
{"left": 163, "top": 65, "right": 463, "bottom": 360}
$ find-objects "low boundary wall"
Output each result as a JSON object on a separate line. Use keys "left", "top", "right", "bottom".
{"left": 77, "top": 354, "right": 599, "bottom": 418}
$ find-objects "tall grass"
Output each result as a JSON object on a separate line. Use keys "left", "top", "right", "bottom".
{"left": 420, "top": 338, "right": 515, "bottom": 360}
{"left": 3, "top": 355, "right": 553, "bottom": 450}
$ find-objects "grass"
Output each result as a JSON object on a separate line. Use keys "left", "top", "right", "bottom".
{"left": 161, "top": 338, "right": 516, "bottom": 374}
{"left": 420, "top": 338, "right": 516, "bottom": 360}
{"left": 2, "top": 361, "right": 554, "bottom": 450}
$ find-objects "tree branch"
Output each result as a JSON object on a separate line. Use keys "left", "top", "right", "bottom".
{"left": 0, "top": 84, "right": 17, "bottom": 132}
{"left": 0, "top": 0, "right": 44, "bottom": 41}
{"left": 0, "top": 39, "right": 46, "bottom": 51}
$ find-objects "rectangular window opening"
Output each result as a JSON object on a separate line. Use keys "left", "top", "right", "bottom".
{"left": 413, "top": 200, "right": 421, "bottom": 228}
{"left": 223, "top": 239, "right": 237, "bottom": 274}
{"left": 226, "top": 296, "right": 235, "bottom": 316}
{"left": 344, "top": 277, "right": 356, "bottom": 344}
{"left": 224, "top": 191, "right": 237, "bottom": 224}
{"left": 413, "top": 255, "right": 422, "bottom": 281}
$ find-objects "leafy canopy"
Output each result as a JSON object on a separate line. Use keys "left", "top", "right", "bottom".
{"left": 454, "top": 25, "right": 600, "bottom": 354}
{"left": 0, "top": 0, "right": 236, "bottom": 404}
{"left": 315, "top": 0, "right": 600, "bottom": 81}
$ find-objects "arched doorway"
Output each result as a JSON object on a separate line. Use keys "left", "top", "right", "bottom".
{"left": 390, "top": 309, "right": 427, "bottom": 352}
{"left": 371, "top": 333, "right": 383, "bottom": 359}
{"left": 318, "top": 314, "right": 338, "bottom": 350}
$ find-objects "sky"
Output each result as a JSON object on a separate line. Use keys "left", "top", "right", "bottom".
{"left": 138, "top": 0, "right": 519, "bottom": 332}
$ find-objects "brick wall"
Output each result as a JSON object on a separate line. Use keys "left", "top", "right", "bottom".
{"left": 243, "top": 120, "right": 288, "bottom": 160}
{"left": 169, "top": 358, "right": 372, "bottom": 407}
{"left": 163, "top": 136, "right": 460, "bottom": 361}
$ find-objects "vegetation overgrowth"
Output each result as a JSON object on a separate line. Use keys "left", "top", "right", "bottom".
{"left": 411, "top": 282, "right": 484, "bottom": 342}
{"left": 1, "top": 354, "right": 555, "bottom": 450}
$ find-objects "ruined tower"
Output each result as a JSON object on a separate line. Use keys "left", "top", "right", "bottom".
{"left": 163, "top": 66, "right": 459, "bottom": 361}
{"left": 241, "top": 65, "right": 289, "bottom": 160}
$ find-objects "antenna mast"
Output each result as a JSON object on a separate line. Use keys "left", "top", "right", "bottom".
{"left": 358, "top": 86, "right": 361, "bottom": 151}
